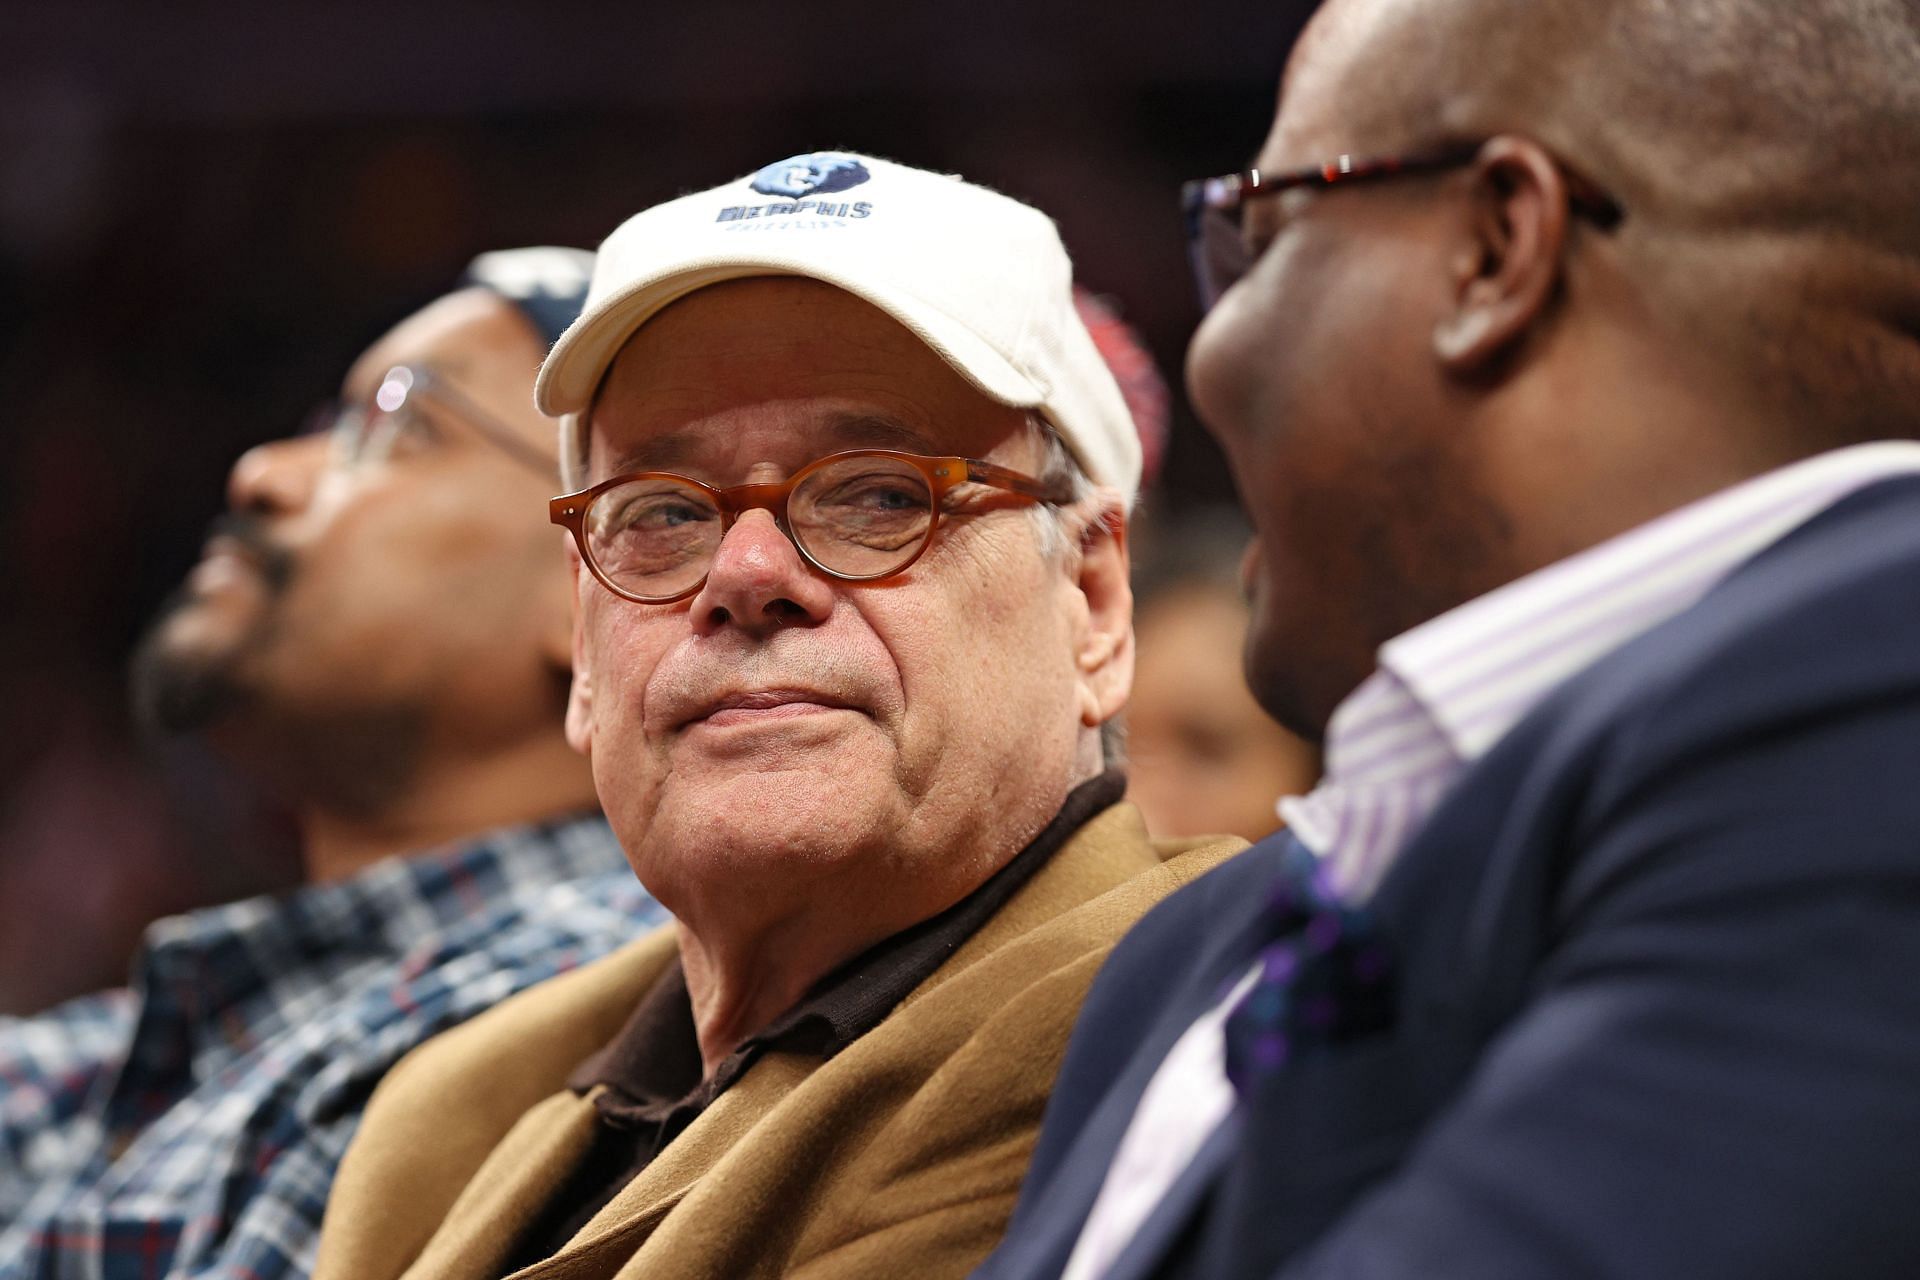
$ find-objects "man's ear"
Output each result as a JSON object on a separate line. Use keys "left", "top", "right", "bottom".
{"left": 561, "top": 540, "right": 595, "bottom": 756}
{"left": 1073, "top": 502, "right": 1134, "bottom": 730}
{"left": 1432, "top": 136, "right": 1572, "bottom": 372}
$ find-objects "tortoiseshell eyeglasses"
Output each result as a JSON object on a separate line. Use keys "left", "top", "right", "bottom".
{"left": 550, "top": 449, "right": 1073, "bottom": 604}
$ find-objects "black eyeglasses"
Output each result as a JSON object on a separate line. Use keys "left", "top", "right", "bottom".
{"left": 312, "top": 365, "right": 557, "bottom": 480}
{"left": 1180, "top": 142, "right": 1625, "bottom": 310}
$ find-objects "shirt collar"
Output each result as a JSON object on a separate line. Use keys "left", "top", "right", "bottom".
{"left": 1289, "top": 441, "right": 1920, "bottom": 897}
{"left": 131, "top": 812, "right": 615, "bottom": 1053}
{"left": 1384, "top": 442, "right": 1920, "bottom": 764}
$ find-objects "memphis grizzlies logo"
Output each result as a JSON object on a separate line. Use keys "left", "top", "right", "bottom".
{"left": 748, "top": 153, "right": 872, "bottom": 198}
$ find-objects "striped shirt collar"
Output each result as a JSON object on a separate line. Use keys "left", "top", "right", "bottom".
{"left": 1283, "top": 441, "right": 1920, "bottom": 900}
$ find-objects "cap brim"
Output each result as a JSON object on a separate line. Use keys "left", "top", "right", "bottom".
{"left": 534, "top": 261, "right": 1049, "bottom": 418}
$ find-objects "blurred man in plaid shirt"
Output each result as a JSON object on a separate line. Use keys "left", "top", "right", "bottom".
{"left": 0, "top": 247, "right": 667, "bottom": 1280}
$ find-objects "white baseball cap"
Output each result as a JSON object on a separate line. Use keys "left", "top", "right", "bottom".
{"left": 536, "top": 151, "right": 1141, "bottom": 498}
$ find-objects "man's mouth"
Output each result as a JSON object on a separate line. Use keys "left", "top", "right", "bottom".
{"left": 188, "top": 517, "right": 294, "bottom": 596}
{"left": 687, "top": 688, "right": 862, "bottom": 729}
{"left": 188, "top": 535, "right": 267, "bottom": 594}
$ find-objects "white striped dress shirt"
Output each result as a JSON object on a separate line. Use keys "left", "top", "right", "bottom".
{"left": 1064, "top": 441, "right": 1920, "bottom": 1279}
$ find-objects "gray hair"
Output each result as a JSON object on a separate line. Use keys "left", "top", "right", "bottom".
{"left": 1021, "top": 416, "right": 1129, "bottom": 769}
{"left": 1021, "top": 414, "right": 1100, "bottom": 558}
{"left": 559, "top": 412, "right": 592, "bottom": 493}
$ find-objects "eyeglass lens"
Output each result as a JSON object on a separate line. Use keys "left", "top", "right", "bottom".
{"left": 1190, "top": 202, "right": 1252, "bottom": 311}
{"left": 584, "top": 453, "right": 940, "bottom": 600}
{"left": 331, "top": 406, "right": 432, "bottom": 468}
{"left": 324, "top": 368, "right": 433, "bottom": 468}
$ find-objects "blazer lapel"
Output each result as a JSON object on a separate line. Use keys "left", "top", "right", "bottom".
{"left": 986, "top": 840, "right": 1308, "bottom": 1280}
{"left": 404, "top": 1092, "right": 603, "bottom": 1280}
{"left": 1096, "top": 1111, "right": 1245, "bottom": 1280}
{"left": 516, "top": 1053, "right": 819, "bottom": 1280}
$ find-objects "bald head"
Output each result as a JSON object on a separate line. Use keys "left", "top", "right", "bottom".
{"left": 1291, "top": 0, "right": 1920, "bottom": 240}
{"left": 1274, "top": 0, "right": 1920, "bottom": 444}
{"left": 1187, "top": 0, "right": 1920, "bottom": 731}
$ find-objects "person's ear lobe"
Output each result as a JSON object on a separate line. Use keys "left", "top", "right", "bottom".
{"left": 1432, "top": 137, "right": 1572, "bottom": 371}
{"left": 1073, "top": 503, "right": 1135, "bottom": 730}
{"left": 562, "top": 541, "right": 594, "bottom": 755}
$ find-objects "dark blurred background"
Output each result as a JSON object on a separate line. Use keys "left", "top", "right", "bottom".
{"left": 0, "top": 0, "right": 1314, "bottom": 1013}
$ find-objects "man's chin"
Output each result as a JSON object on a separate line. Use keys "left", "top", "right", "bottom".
{"left": 128, "top": 602, "right": 254, "bottom": 738}
{"left": 1245, "top": 643, "right": 1334, "bottom": 746}
{"left": 629, "top": 757, "right": 903, "bottom": 874}
{"left": 667, "top": 747, "right": 887, "bottom": 811}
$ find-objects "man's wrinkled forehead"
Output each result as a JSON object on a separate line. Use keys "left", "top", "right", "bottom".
{"left": 589, "top": 411, "right": 946, "bottom": 479}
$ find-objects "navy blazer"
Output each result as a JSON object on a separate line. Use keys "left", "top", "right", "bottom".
{"left": 980, "top": 475, "right": 1920, "bottom": 1279}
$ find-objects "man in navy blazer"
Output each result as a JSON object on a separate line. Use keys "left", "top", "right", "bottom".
{"left": 979, "top": 1, "right": 1920, "bottom": 1276}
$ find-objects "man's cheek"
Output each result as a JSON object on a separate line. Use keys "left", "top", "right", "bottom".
{"left": 578, "top": 618, "right": 639, "bottom": 738}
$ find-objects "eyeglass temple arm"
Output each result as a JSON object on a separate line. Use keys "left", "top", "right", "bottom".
{"left": 1182, "top": 144, "right": 1622, "bottom": 229}
{"left": 958, "top": 457, "right": 1076, "bottom": 504}
{"left": 414, "top": 373, "right": 563, "bottom": 479}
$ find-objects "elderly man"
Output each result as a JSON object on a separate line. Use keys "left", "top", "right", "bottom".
{"left": 0, "top": 249, "right": 665, "bottom": 1279}
{"left": 979, "top": 2, "right": 1920, "bottom": 1278}
{"left": 313, "top": 154, "right": 1241, "bottom": 1280}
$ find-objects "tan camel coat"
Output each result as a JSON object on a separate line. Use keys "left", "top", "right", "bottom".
{"left": 313, "top": 800, "right": 1242, "bottom": 1280}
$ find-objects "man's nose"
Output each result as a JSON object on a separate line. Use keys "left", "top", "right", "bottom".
{"left": 226, "top": 435, "right": 328, "bottom": 517}
{"left": 688, "top": 509, "right": 836, "bottom": 638}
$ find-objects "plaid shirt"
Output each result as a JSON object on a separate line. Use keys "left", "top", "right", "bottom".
{"left": 0, "top": 814, "right": 665, "bottom": 1280}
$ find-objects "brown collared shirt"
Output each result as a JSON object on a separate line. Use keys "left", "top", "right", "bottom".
{"left": 505, "top": 771, "right": 1126, "bottom": 1270}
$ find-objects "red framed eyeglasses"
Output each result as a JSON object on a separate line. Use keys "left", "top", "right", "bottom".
{"left": 549, "top": 449, "right": 1073, "bottom": 604}
{"left": 1180, "top": 142, "right": 1624, "bottom": 309}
